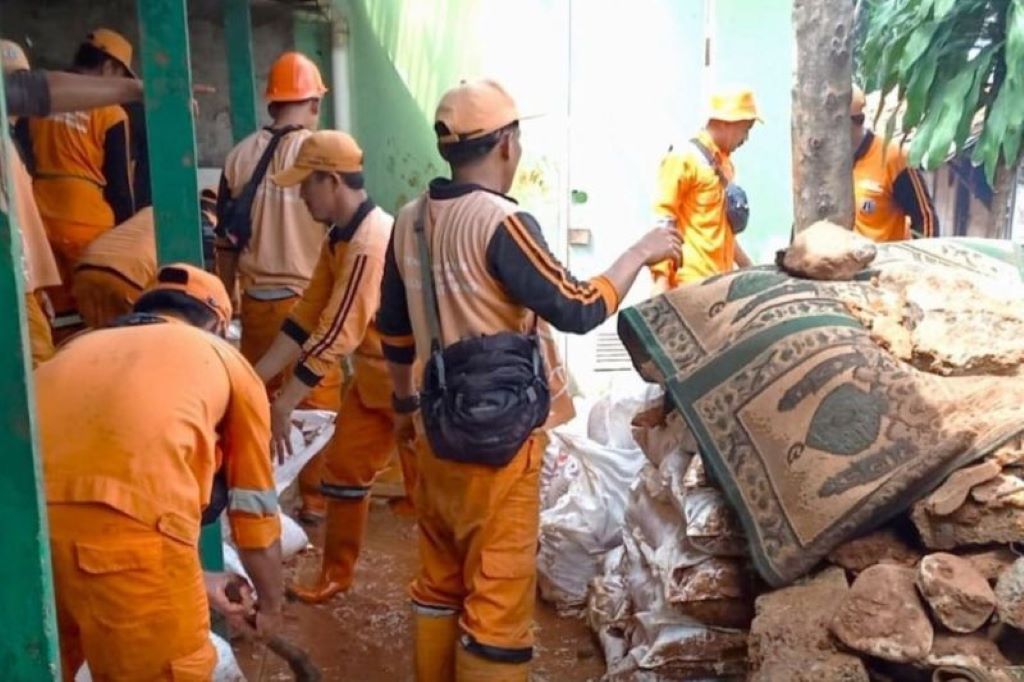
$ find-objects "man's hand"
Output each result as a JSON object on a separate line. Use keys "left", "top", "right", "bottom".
{"left": 394, "top": 412, "right": 417, "bottom": 447}
{"left": 636, "top": 226, "right": 683, "bottom": 267}
{"left": 269, "top": 400, "right": 294, "bottom": 464}
{"left": 204, "top": 572, "right": 253, "bottom": 630}
{"left": 254, "top": 603, "right": 283, "bottom": 641}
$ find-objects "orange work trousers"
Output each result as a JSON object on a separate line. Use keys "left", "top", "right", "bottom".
{"left": 410, "top": 433, "right": 544, "bottom": 657}
{"left": 48, "top": 503, "right": 215, "bottom": 681}
{"left": 25, "top": 291, "right": 54, "bottom": 366}
{"left": 43, "top": 218, "right": 111, "bottom": 317}
{"left": 240, "top": 293, "right": 343, "bottom": 515}
{"left": 322, "top": 382, "right": 416, "bottom": 498}
{"left": 72, "top": 267, "right": 142, "bottom": 328}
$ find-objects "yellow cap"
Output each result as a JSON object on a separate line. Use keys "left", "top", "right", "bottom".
{"left": 146, "top": 263, "right": 232, "bottom": 326}
{"left": 435, "top": 79, "right": 521, "bottom": 144}
{"left": 1, "top": 40, "right": 29, "bottom": 73}
{"left": 851, "top": 85, "right": 866, "bottom": 117}
{"left": 708, "top": 88, "right": 762, "bottom": 123}
{"left": 271, "top": 130, "right": 364, "bottom": 187}
{"left": 86, "top": 28, "right": 136, "bottom": 78}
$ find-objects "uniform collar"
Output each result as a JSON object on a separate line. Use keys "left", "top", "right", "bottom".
{"left": 428, "top": 177, "right": 518, "bottom": 204}
{"left": 854, "top": 130, "right": 875, "bottom": 162}
{"left": 696, "top": 129, "right": 728, "bottom": 161}
{"left": 329, "top": 198, "right": 376, "bottom": 246}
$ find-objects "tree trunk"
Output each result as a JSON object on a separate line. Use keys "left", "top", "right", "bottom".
{"left": 792, "top": 0, "right": 855, "bottom": 232}
{"left": 986, "top": 163, "right": 1019, "bottom": 238}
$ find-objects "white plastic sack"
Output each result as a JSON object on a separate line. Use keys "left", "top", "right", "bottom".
{"left": 275, "top": 409, "right": 336, "bottom": 495}
{"left": 76, "top": 631, "right": 246, "bottom": 682}
{"left": 537, "top": 429, "right": 645, "bottom": 611}
{"left": 586, "top": 377, "right": 661, "bottom": 450}
{"left": 221, "top": 511, "right": 309, "bottom": 559}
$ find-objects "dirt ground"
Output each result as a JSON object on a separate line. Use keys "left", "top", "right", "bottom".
{"left": 235, "top": 499, "right": 606, "bottom": 681}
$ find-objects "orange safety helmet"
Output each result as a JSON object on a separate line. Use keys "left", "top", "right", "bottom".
{"left": 265, "top": 51, "right": 327, "bottom": 103}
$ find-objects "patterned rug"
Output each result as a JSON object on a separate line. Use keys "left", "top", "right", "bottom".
{"left": 619, "top": 238, "right": 1024, "bottom": 586}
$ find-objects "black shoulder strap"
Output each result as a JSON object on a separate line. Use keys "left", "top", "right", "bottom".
{"left": 237, "top": 125, "right": 302, "bottom": 215}
{"left": 689, "top": 137, "right": 728, "bottom": 187}
{"left": 413, "top": 196, "right": 444, "bottom": 355}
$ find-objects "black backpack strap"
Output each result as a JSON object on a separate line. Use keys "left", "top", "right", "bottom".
{"left": 413, "top": 196, "right": 445, "bottom": 356}
{"left": 689, "top": 137, "right": 729, "bottom": 187}
{"left": 239, "top": 125, "right": 302, "bottom": 209}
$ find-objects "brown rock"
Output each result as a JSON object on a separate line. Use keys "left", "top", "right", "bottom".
{"left": 830, "top": 564, "right": 933, "bottom": 663}
{"left": 781, "top": 220, "right": 877, "bottom": 281}
{"left": 927, "top": 633, "right": 1011, "bottom": 669}
{"left": 925, "top": 460, "right": 1003, "bottom": 516}
{"left": 912, "top": 498, "right": 1024, "bottom": 550}
{"left": 971, "top": 473, "right": 1024, "bottom": 509}
{"left": 960, "top": 547, "right": 1018, "bottom": 584}
{"left": 995, "top": 557, "right": 1024, "bottom": 629}
{"left": 916, "top": 553, "right": 996, "bottom": 633}
{"left": 827, "top": 528, "right": 921, "bottom": 573}
{"left": 748, "top": 567, "right": 869, "bottom": 681}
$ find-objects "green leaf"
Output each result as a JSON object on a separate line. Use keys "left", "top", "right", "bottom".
{"left": 900, "top": 21, "right": 940, "bottom": 74}
{"left": 1007, "top": 0, "right": 1024, "bottom": 84}
{"left": 934, "top": 0, "right": 957, "bottom": 19}
{"left": 902, "top": 48, "right": 940, "bottom": 129}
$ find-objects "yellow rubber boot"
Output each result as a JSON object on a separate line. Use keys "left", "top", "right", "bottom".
{"left": 455, "top": 645, "right": 528, "bottom": 682}
{"left": 289, "top": 497, "right": 369, "bottom": 604}
{"left": 414, "top": 611, "right": 459, "bottom": 682}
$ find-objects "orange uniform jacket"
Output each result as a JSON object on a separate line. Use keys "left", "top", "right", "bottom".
{"left": 75, "top": 206, "right": 157, "bottom": 289}
{"left": 28, "top": 104, "right": 134, "bottom": 229}
{"left": 9, "top": 139, "right": 61, "bottom": 291}
{"left": 378, "top": 179, "right": 617, "bottom": 427}
{"left": 854, "top": 131, "right": 938, "bottom": 242}
{"left": 281, "top": 200, "right": 394, "bottom": 407}
{"left": 37, "top": 319, "right": 280, "bottom": 550}
{"left": 652, "top": 130, "right": 736, "bottom": 284}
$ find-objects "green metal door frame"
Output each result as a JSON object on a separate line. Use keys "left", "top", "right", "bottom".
{"left": 224, "top": 0, "right": 259, "bottom": 142}
{"left": 294, "top": 9, "right": 336, "bottom": 129}
{"left": 0, "top": 43, "right": 62, "bottom": 680}
{"left": 136, "top": 0, "right": 224, "bottom": 574}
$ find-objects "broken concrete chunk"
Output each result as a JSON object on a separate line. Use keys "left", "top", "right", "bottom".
{"left": 995, "top": 557, "right": 1024, "bottom": 630}
{"left": 780, "top": 220, "right": 877, "bottom": 281}
{"left": 925, "top": 460, "right": 1004, "bottom": 517}
{"left": 912, "top": 498, "right": 1024, "bottom": 550}
{"left": 960, "top": 548, "right": 1018, "bottom": 584}
{"left": 830, "top": 564, "right": 933, "bottom": 663}
{"left": 927, "top": 633, "right": 1011, "bottom": 670}
{"left": 749, "top": 567, "right": 869, "bottom": 682}
{"left": 916, "top": 553, "right": 996, "bottom": 633}
{"left": 827, "top": 528, "right": 921, "bottom": 573}
{"left": 970, "top": 473, "right": 1024, "bottom": 509}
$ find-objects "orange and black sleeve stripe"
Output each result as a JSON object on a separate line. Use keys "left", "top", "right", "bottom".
{"left": 894, "top": 167, "right": 938, "bottom": 238}
{"left": 487, "top": 211, "right": 619, "bottom": 334}
{"left": 379, "top": 230, "right": 416, "bottom": 364}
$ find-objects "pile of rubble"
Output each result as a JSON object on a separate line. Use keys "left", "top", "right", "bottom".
{"left": 750, "top": 439, "right": 1024, "bottom": 681}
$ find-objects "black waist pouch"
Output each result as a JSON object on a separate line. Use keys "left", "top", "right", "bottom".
{"left": 421, "top": 332, "right": 550, "bottom": 467}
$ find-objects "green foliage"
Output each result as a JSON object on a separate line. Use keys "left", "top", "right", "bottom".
{"left": 857, "top": 0, "right": 1024, "bottom": 182}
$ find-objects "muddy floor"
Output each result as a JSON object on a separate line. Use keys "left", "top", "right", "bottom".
{"left": 234, "top": 499, "right": 605, "bottom": 681}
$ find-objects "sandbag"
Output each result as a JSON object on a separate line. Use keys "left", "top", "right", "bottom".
{"left": 537, "top": 429, "right": 645, "bottom": 611}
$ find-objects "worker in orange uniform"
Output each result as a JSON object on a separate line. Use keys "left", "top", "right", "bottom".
{"left": 71, "top": 206, "right": 155, "bottom": 328}
{"left": 36, "top": 263, "right": 284, "bottom": 681}
{"left": 851, "top": 85, "right": 937, "bottom": 241}
{"left": 2, "top": 40, "right": 62, "bottom": 366}
{"left": 651, "top": 88, "right": 760, "bottom": 292}
{"left": 216, "top": 51, "right": 341, "bottom": 522}
{"left": 378, "top": 79, "right": 682, "bottom": 681}
{"left": 251, "top": 130, "right": 414, "bottom": 603}
{"left": 26, "top": 29, "right": 137, "bottom": 320}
